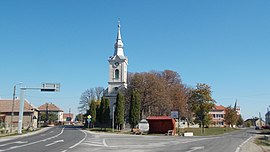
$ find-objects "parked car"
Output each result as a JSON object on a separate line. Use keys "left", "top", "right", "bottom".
{"left": 262, "top": 125, "right": 270, "bottom": 129}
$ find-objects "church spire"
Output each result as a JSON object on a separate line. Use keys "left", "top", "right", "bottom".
{"left": 114, "top": 19, "right": 124, "bottom": 56}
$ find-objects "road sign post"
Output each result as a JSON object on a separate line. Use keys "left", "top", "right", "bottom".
{"left": 18, "top": 83, "right": 60, "bottom": 134}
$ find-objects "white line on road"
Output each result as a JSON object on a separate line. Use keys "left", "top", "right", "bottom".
{"left": 186, "top": 146, "right": 205, "bottom": 152}
{"left": 0, "top": 127, "right": 65, "bottom": 152}
{"left": 45, "top": 140, "right": 64, "bottom": 147}
{"left": 102, "top": 139, "right": 108, "bottom": 147}
{"left": 68, "top": 130, "right": 87, "bottom": 149}
{"left": 0, "top": 141, "right": 28, "bottom": 147}
{"left": 235, "top": 136, "right": 253, "bottom": 152}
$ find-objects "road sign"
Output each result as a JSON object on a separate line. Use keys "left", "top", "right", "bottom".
{"left": 41, "top": 83, "right": 60, "bottom": 92}
{"left": 87, "top": 118, "right": 91, "bottom": 123}
{"left": 171, "top": 111, "right": 179, "bottom": 119}
{"left": 87, "top": 115, "right": 92, "bottom": 119}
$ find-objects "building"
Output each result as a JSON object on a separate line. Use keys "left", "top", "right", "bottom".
{"left": 38, "top": 103, "right": 64, "bottom": 122}
{"left": 0, "top": 99, "right": 39, "bottom": 133}
{"left": 245, "top": 118, "right": 265, "bottom": 128}
{"left": 63, "top": 113, "right": 74, "bottom": 124}
{"left": 265, "top": 110, "right": 270, "bottom": 126}
{"left": 209, "top": 105, "right": 226, "bottom": 127}
{"left": 103, "top": 20, "right": 128, "bottom": 117}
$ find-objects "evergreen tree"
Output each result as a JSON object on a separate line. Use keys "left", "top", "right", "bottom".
{"left": 104, "top": 98, "right": 111, "bottom": 125}
{"left": 99, "top": 97, "right": 105, "bottom": 124}
{"left": 129, "top": 90, "right": 141, "bottom": 129}
{"left": 89, "top": 99, "right": 97, "bottom": 127}
{"left": 115, "top": 92, "right": 125, "bottom": 130}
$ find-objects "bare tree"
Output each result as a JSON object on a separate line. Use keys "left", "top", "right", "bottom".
{"left": 95, "top": 87, "right": 104, "bottom": 101}
{"left": 78, "top": 89, "right": 96, "bottom": 113}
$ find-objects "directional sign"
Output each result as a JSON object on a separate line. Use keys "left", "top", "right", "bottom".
{"left": 41, "top": 83, "right": 60, "bottom": 92}
{"left": 171, "top": 111, "right": 179, "bottom": 119}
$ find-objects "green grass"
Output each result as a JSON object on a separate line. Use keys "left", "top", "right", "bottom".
{"left": 255, "top": 136, "right": 270, "bottom": 146}
{"left": 180, "top": 127, "right": 237, "bottom": 136}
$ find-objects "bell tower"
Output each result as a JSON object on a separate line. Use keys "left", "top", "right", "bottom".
{"left": 104, "top": 20, "right": 128, "bottom": 116}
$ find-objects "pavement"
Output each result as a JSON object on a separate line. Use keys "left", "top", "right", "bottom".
{"left": 239, "top": 134, "right": 270, "bottom": 152}
{"left": 0, "top": 127, "right": 52, "bottom": 142}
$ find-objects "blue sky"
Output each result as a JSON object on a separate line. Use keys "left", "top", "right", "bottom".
{"left": 0, "top": 1, "right": 270, "bottom": 120}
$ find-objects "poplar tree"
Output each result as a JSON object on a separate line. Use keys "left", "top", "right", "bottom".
{"left": 115, "top": 92, "right": 125, "bottom": 130}
{"left": 89, "top": 100, "right": 97, "bottom": 127}
{"left": 129, "top": 90, "right": 141, "bottom": 129}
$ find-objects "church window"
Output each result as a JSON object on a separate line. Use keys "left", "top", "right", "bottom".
{"left": 115, "top": 69, "right": 119, "bottom": 79}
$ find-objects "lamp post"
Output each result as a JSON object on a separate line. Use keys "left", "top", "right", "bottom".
{"left": 10, "top": 82, "right": 22, "bottom": 133}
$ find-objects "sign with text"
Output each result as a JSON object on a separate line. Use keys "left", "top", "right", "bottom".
{"left": 171, "top": 111, "right": 179, "bottom": 119}
{"left": 41, "top": 83, "right": 60, "bottom": 92}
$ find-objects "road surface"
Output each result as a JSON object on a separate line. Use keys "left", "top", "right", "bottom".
{"left": 0, "top": 126, "right": 254, "bottom": 152}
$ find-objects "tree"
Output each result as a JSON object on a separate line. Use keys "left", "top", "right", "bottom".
{"left": 129, "top": 90, "right": 141, "bottom": 129}
{"left": 236, "top": 114, "right": 244, "bottom": 127}
{"left": 188, "top": 83, "right": 215, "bottom": 132}
{"left": 40, "top": 112, "right": 58, "bottom": 124}
{"left": 78, "top": 89, "right": 95, "bottom": 113}
{"left": 99, "top": 97, "right": 110, "bottom": 128}
{"left": 115, "top": 92, "right": 125, "bottom": 130}
{"left": 126, "top": 70, "right": 189, "bottom": 118}
{"left": 224, "top": 105, "right": 238, "bottom": 128}
{"left": 75, "top": 113, "right": 83, "bottom": 122}
{"left": 89, "top": 100, "right": 97, "bottom": 127}
{"left": 95, "top": 87, "right": 104, "bottom": 101}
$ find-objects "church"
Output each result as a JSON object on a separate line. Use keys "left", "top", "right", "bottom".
{"left": 103, "top": 20, "right": 128, "bottom": 117}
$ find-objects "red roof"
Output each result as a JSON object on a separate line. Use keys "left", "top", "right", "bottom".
{"left": 63, "top": 113, "right": 73, "bottom": 119}
{"left": 214, "top": 105, "right": 226, "bottom": 110}
{"left": 38, "top": 103, "right": 63, "bottom": 112}
{"left": 146, "top": 116, "right": 172, "bottom": 120}
{"left": 0, "top": 99, "right": 39, "bottom": 112}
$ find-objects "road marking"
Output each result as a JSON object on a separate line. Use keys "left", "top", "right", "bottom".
{"left": 186, "top": 146, "right": 204, "bottom": 152}
{"left": 0, "top": 141, "right": 28, "bottom": 147}
{"left": 102, "top": 139, "right": 108, "bottom": 147}
{"left": 235, "top": 136, "right": 252, "bottom": 152}
{"left": 0, "top": 127, "right": 65, "bottom": 152}
{"left": 45, "top": 140, "right": 64, "bottom": 146}
{"left": 68, "top": 130, "right": 87, "bottom": 149}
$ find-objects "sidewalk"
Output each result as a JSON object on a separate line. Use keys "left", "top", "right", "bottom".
{"left": 240, "top": 134, "right": 270, "bottom": 152}
{"left": 0, "top": 127, "right": 52, "bottom": 142}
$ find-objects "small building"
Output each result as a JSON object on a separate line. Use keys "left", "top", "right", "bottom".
{"left": 245, "top": 118, "right": 265, "bottom": 128}
{"left": 38, "top": 103, "right": 64, "bottom": 122}
{"left": 146, "top": 116, "right": 176, "bottom": 135}
{"left": 63, "top": 113, "right": 74, "bottom": 124}
{"left": 209, "top": 105, "right": 226, "bottom": 127}
{"left": 0, "top": 99, "right": 39, "bottom": 133}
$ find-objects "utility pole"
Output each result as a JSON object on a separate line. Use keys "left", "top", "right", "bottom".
{"left": 46, "top": 103, "right": 49, "bottom": 126}
{"left": 10, "top": 82, "right": 22, "bottom": 133}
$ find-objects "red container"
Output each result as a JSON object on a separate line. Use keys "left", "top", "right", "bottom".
{"left": 146, "top": 116, "right": 176, "bottom": 134}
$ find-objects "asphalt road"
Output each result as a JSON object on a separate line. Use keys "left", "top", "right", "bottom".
{"left": 0, "top": 126, "right": 254, "bottom": 152}
{"left": 0, "top": 126, "right": 86, "bottom": 152}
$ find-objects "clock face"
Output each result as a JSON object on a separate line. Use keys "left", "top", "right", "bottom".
{"left": 114, "top": 62, "right": 119, "bottom": 67}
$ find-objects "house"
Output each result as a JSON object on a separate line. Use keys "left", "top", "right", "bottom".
{"left": 209, "top": 105, "right": 226, "bottom": 127}
{"left": 0, "top": 99, "right": 39, "bottom": 133}
{"left": 63, "top": 113, "right": 74, "bottom": 124}
{"left": 245, "top": 118, "right": 265, "bottom": 128}
{"left": 38, "top": 103, "right": 64, "bottom": 122}
{"left": 265, "top": 111, "right": 270, "bottom": 126}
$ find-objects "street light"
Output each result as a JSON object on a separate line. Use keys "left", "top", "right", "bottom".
{"left": 10, "top": 82, "right": 22, "bottom": 133}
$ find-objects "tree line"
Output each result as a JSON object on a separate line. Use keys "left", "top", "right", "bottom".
{"left": 78, "top": 70, "right": 243, "bottom": 130}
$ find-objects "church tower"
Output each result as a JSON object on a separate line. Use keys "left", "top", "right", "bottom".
{"left": 104, "top": 20, "right": 128, "bottom": 116}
